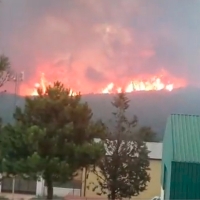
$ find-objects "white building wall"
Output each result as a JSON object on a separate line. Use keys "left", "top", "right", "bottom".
{"left": 44, "top": 187, "right": 80, "bottom": 197}
{"left": 160, "top": 186, "right": 164, "bottom": 200}
{"left": 0, "top": 174, "right": 2, "bottom": 192}
{"left": 35, "top": 178, "right": 81, "bottom": 197}
{"left": 36, "top": 178, "right": 45, "bottom": 196}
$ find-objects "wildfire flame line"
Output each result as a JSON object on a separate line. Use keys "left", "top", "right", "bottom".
{"left": 102, "top": 77, "right": 173, "bottom": 94}
{"left": 30, "top": 73, "right": 175, "bottom": 96}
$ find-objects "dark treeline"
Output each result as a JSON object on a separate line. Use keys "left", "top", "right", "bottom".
{"left": 0, "top": 86, "right": 200, "bottom": 141}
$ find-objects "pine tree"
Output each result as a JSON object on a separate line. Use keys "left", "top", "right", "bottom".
{"left": 0, "top": 81, "right": 105, "bottom": 199}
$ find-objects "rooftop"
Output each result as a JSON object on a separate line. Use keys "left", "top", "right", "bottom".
{"left": 167, "top": 114, "right": 200, "bottom": 163}
{"left": 94, "top": 138, "right": 162, "bottom": 160}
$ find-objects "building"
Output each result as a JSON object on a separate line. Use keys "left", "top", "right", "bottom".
{"left": 0, "top": 142, "right": 162, "bottom": 199}
{"left": 161, "top": 114, "right": 200, "bottom": 200}
{"left": 84, "top": 142, "right": 162, "bottom": 200}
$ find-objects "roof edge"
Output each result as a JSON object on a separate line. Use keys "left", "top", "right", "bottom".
{"left": 170, "top": 113, "right": 200, "bottom": 117}
{"left": 171, "top": 115, "right": 175, "bottom": 161}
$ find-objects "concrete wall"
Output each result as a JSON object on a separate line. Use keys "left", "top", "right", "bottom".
{"left": 37, "top": 180, "right": 81, "bottom": 197}
{"left": 44, "top": 187, "right": 81, "bottom": 197}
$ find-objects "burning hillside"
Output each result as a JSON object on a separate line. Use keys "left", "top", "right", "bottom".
{"left": 19, "top": 70, "right": 185, "bottom": 96}
{"left": 20, "top": 66, "right": 186, "bottom": 95}
{"left": 17, "top": 21, "right": 186, "bottom": 96}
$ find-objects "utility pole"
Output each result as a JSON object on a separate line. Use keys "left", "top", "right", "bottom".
{"left": 0, "top": 71, "right": 24, "bottom": 199}
{"left": 10, "top": 71, "right": 24, "bottom": 108}
{"left": 8, "top": 71, "right": 24, "bottom": 200}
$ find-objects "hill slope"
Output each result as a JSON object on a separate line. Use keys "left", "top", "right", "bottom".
{"left": 0, "top": 87, "right": 200, "bottom": 140}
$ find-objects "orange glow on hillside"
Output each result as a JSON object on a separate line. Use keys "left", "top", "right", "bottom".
{"left": 19, "top": 68, "right": 186, "bottom": 96}
{"left": 101, "top": 77, "right": 174, "bottom": 94}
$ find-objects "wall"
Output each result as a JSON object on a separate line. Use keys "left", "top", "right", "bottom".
{"left": 161, "top": 118, "right": 173, "bottom": 200}
{"left": 44, "top": 187, "right": 80, "bottom": 197}
{"left": 160, "top": 186, "right": 164, "bottom": 200}
{"left": 45, "top": 170, "right": 82, "bottom": 197}
{"left": 40, "top": 170, "right": 82, "bottom": 197}
{"left": 84, "top": 159, "right": 161, "bottom": 199}
{"left": 135, "top": 160, "right": 161, "bottom": 199}
{"left": 36, "top": 180, "right": 81, "bottom": 197}
{"left": 83, "top": 167, "right": 107, "bottom": 198}
{"left": 0, "top": 174, "right": 2, "bottom": 192}
{"left": 170, "top": 162, "right": 200, "bottom": 199}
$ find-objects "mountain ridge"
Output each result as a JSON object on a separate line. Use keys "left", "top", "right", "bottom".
{"left": 1, "top": 86, "right": 200, "bottom": 141}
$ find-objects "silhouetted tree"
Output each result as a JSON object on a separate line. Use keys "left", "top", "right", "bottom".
{"left": 90, "top": 92, "right": 150, "bottom": 200}
{"left": 136, "top": 126, "right": 157, "bottom": 142}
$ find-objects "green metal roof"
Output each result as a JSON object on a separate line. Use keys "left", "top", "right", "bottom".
{"left": 168, "top": 114, "right": 200, "bottom": 163}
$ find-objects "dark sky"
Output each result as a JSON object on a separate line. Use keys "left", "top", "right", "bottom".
{"left": 0, "top": 0, "right": 200, "bottom": 94}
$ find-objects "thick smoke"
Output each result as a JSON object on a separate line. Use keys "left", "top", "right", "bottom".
{"left": 1, "top": 0, "right": 200, "bottom": 93}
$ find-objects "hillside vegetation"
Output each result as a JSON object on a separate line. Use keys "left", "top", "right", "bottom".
{"left": 0, "top": 87, "right": 199, "bottom": 141}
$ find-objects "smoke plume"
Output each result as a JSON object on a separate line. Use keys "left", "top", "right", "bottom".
{"left": 0, "top": 0, "right": 200, "bottom": 94}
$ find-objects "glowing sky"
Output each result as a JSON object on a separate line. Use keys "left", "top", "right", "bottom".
{"left": 0, "top": 0, "right": 200, "bottom": 93}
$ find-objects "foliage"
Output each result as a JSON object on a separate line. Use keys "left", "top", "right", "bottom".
{"left": 90, "top": 92, "right": 150, "bottom": 200}
{"left": 0, "top": 81, "right": 105, "bottom": 199}
{"left": 136, "top": 126, "right": 157, "bottom": 142}
{"left": 0, "top": 196, "right": 10, "bottom": 200}
{"left": 0, "top": 54, "right": 11, "bottom": 88}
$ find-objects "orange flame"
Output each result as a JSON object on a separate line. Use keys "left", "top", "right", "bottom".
{"left": 31, "top": 73, "right": 77, "bottom": 96}
{"left": 25, "top": 71, "right": 185, "bottom": 97}
{"left": 102, "top": 77, "right": 174, "bottom": 94}
{"left": 31, "top": 73, "right": 47, "bottom": 96}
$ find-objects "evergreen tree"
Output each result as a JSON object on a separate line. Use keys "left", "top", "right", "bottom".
{"left": 0, "top": 81, "right": 105, "bottom": 199}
